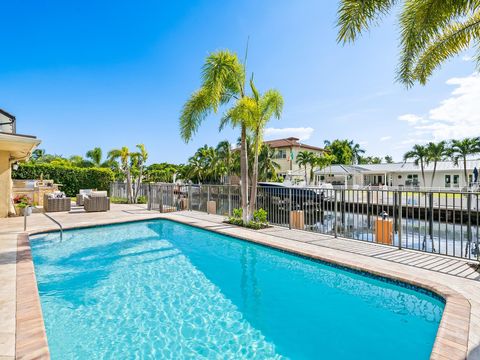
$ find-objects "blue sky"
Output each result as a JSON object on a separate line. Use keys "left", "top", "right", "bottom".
{"left": 1, "top": 0, "right": 478, "bottom": 164}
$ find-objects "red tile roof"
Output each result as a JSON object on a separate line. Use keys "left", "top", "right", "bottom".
{"left": 264, "top": 137, "right": 324, "bottom": 152}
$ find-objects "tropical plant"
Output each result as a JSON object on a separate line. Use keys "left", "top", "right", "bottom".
{"left": 349, "top": 140, "right": 366, "bottom": 165}
{"left": 337, "top": 0, "right": 480, "bottom": 86}
{"left": 258, "top": 144, "right": 281, "bottom": 182}
{"left": 180, "top": 50, "right": 282, "bottom": 222}
{"left": 450, "top": 137, "right": 480, "bottom": 186}
{"left": 108, "top": 147, "right": 135, "bottom": 203}
{"left": 324, "top": 139, "right": 353, "bottom": 164}
{"left": 426, "top": 141, "right": 449, "bottom": 187}
{"left": 228, "top": 78, "right": 283, "bottom": 214}
{"left": 403, "top": 144, "right": 429, "bottom": 186}
{"left": 384, "top": 155, "right": 394, "bottom": 164}
{"left": 296, "top": 151, "right": 315, "bottom": 184}
{"left": 131, "top": 144, "right": 148, "bottom": 202}
{"left": 86, "top": 147, "right": 103, "bottom": 167}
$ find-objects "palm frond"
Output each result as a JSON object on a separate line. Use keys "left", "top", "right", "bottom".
{"left": 337, "top": 0, "right": 397, "bottom": 43}
{"left": 180, "top": 88, "right": 212, "bottom": 142}
{"left": 411, "top": 11, "right": 480, "bottom": 84}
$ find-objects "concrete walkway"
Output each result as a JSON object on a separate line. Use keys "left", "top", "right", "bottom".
{"left": 1, "top": 204, "right": 479, "bottom": 359}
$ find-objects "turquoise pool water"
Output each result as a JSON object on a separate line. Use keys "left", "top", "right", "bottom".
{"left": 31, "top": 220, "right": 444, "bottom": 359}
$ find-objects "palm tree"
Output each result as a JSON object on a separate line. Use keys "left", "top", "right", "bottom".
{"left": 308, "top": 154, "right": 321, "bottom": 185}
{"left": 230, "top": 78, "right": 283, "bottom": 214}
{"left": 450, "top": 137, "right": 480, "bottom": 186}
{"left": 337, "top": 1, "right": 480, "bottom": 86}
{"left": 258, "top": 145, "right": 281, "bottom": 181}
{"left": 426, "top": 141, "right": 449, "bottom": 187}
{"left": 296, "top": 151, "right": 314, "bottom": 184}
{"left": 403, "top": 144, "right": 428, "bottom": 187}
{"left": 108, "top": 147, "right": 134, "bottom": 203}
{"left": 180, "top": 50, "right": 250, "bottom": 222}
{"left": 86, "top": 147, "right": 103, "bottom": 167}
{"left": 31, "top": 149, "right": 46, "bottom": 163}
{"left": 216, "top": 140, "right": 234, "bottom": 183}
{"left": 349, "top": 141, "right": 365, "bottom": 165}
{"left": 132, "top": 144, "right": 148, "bottom": 201}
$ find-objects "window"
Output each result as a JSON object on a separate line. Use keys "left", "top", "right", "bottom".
{"left": 453, "top": 175, "right": 459, "bottom": 187}
{"left": 445, "top": 175, "right": 451, "bottom": 187}
{"left": 274, "top": 149, "right": 287, "bottom": 159}
{"left": 406, "top": 174, "right": 419, "bottom": 186}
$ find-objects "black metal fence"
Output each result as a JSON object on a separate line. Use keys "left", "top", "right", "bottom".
{"left": 110, "top": 182, "right": 480, "bottom": 261}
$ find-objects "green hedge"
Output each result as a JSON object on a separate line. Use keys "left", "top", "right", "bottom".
{"left": 13, "top": 163, "right": 115, "bottom": 197}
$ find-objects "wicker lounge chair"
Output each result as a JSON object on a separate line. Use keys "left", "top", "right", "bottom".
{"left": 43, "top": 193, "right": 71, "bottom": 212}
{"left": 84, "top": 193, "right": 110, "bottom": 212}
{"left": 76, "top": 189, "right": 94, "bottom": 206}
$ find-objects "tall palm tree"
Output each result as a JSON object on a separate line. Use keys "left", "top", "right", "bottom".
{"left": 337, "top": 1, "right": 480, "bottom": 86}
{"left": 229, "top": 78, "right": 283, "bottom": 214}
{"left": 86, "top": 147, "right": 103, "bottom": 167}
{"left": 308, "top": 154, "right": 320, "bottom": 185}
{"left": 296, "top": 151, "right": 314, "bottom": 184}
{"left": 426, "top": 141, "right": 449, "bottom": 187}
{"left": 450, "top": 137, "right": 480, "bottom": 186}
{"left": 180, "top": 50, "right": 250, "bottom": 222}
{"left": 132, "top": 144, "right": 148, "bottom": 201}
{"left": 403, "top": 144, "right": 429, "bottom": 187}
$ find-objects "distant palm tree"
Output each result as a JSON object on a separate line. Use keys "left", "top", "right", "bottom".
{"left": 108, "top": 147, "right": 134, "bottom": 203}
{"left": 426, "top": 141, "right": 449, "bottom": 187}
{"left": 258, "top": 145, "right": 280, "bottom": 182}
{"left": 31, "top": 149, "right": 45, "bottom": 163}
{"left": 337, "top": 1, "right": 480, "bottom": 86}
{"left": 450, "top": 137, "right": 480, "bottom": 186}
{"left": 349, "top": 141, "right": 365, "bottom": 165}
{"left": 296, "top": 151, "right": 314, "bottom": 184}
{"left": 216, "top": 140, "right": 234, "bottom": 175}
{"left": 86, "top": 147, "right": 103, "bottom": 167}
{"left": 403, "top": 144, "right": 429, "bottom": 187}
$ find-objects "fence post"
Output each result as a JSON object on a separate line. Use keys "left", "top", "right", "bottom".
{"left": 147, "top": 183, "right": 152, "bottom": 211}
{"left": 188, "top": 184, "right": 192, "bottom": 211}
{"left": 397, "top": 191, "right": 402, "bottom": 249}
{"left": 228, "top": 185, "right": 232, "bottom": 216}
{"left": 334, "top": 189, "right": 337, "bottom": 238}
{"left": 466, "top": 191, "right": 472, "bottom": 257}
{"left": 288, "top": 187, "right": 292, "bottom": 230}
{"left": 159, "top": 186, "right": 164, "bottom": 213}
{"left": 367, "top": 190, "right": 371, "bottom": 229}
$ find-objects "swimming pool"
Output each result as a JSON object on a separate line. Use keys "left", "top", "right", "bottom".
{"left": 31, "top": 219, "right": 444, "bottom": 359}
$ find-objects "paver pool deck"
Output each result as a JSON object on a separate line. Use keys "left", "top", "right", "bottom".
{"left": 0, "top": 204, "right": 479, "bottom": 359}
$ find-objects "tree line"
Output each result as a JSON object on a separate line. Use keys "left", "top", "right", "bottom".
{"left": 403, "top": 137, "right": 480, "bottom": 187}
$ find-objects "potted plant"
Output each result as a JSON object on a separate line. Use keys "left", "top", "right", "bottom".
{"left": 13, "top": 194, "right": 33, "bottom": 216}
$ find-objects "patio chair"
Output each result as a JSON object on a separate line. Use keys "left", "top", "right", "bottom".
{"left": 76, "top": 189, "right": 94, "bottom": 206}
{"left": 84, "top": 191, "right": 110, "bottom": 212}
{"left": 44, "top": 193, "right": 71, "bottom": 212}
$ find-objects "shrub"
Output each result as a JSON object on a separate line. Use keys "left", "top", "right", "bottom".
{"left": 253, "top": 208, "right": 267, "bottom": 223}
{"left": 137, "top": 195, "right": 148, "bottom": 204}
{"left": 13, "top": 163, "right": 114, "bottom": 197}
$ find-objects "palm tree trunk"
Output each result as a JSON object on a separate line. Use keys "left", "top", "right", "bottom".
{"left": 240, "top": 125, "right": 249, "bottom": 222}
{"left": 420, "top": 159, "right": 426, "bottom": 187}
{"left": 430, "top": 162, "right": 437, "bottom": 188}
{"left": 126, "top": 168, "right": 133, "bottom": 204}
{"left": 464, "top": 156, "right": 468, "bottom": 187}
{"left": 248, "top": 140, "right": 260, "bottom": 216}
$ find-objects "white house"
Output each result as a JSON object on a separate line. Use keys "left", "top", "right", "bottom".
{"left": 314, "top": 160, "right": 480, "bottom": 189}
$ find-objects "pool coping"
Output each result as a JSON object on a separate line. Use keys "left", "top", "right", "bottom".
{"left": 17, "top": 215, "right": 471, "bottom": 360}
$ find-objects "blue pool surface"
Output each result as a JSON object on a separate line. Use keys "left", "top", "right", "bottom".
{"left": 31, "top": 220, "right": 444, "bottom": 359}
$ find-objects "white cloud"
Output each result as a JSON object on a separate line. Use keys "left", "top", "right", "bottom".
{"left": 264, "top": 127, "right": 314, "bottom": 141}
{"left": 398, "top": 114, "right": 423, "bottom": 124}
{"left": 380, "top": 136, "right": 392, "bottom": 142}
{"left": 462, "top": 55, "right": 473, "bottom": 62}
{"left": 398, "top": 73, "right": 480, "bottom": 141}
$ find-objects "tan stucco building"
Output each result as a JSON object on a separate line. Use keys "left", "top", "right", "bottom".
{"left": 264, "top": 137, "right": 324, "bottom": 183}
{"left": 0, "top": 109, "right": 40, "bottom": 217}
